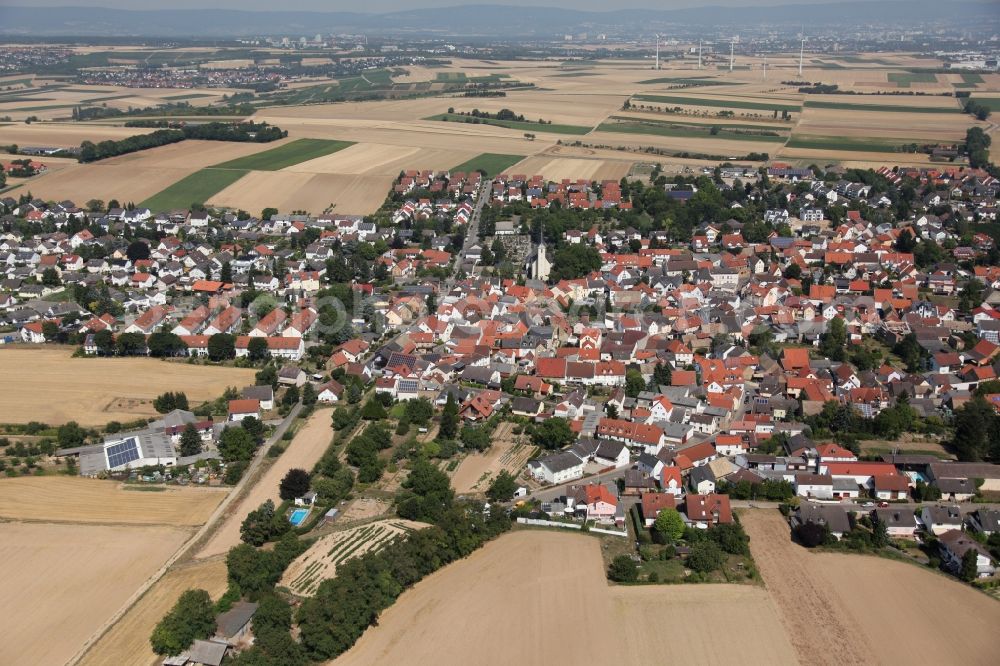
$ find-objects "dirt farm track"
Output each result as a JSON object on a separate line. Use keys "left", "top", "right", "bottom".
{"left": 0, "top": 346, "right": 255, "bottom": 426}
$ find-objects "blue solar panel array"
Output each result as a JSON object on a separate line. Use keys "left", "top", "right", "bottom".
{"left": 107, "top": 437, "right": 140, "bottom": 469}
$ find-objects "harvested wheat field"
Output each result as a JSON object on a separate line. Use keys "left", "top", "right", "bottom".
{"left": 0, "top": 476, "right": 226, "bottom": 525}
{"left": 450, "top": 421, "right": 534, "bottom": 493}
{"left": 506, "top": 154, "right": 635, "bottom": 182}
{"left": 281, "top": 520, "right": 427, "bottom": 596}
{"left": 0, "top": 122, "right": 156, "bottom": 148}
{"left": 0, "top": 346, "right": 254, "bottom": 426}
{"left": 197, "top": 408, "right": 333, "bottom": 558}
{"left": 0, "top": 522, "right": 189, "bottom": 666}
{"left": 333, "top": 530, "right": 796, "bottom": 666}
{"left": 282, "top": 142, "right": 478, "bottom": 176}
{"left": 742, "top": 510, "right": 1000, "bottom": 666}
{"left": 78, "top": 559, "right": 228, "bottom": 666}
{"left": 209, "top": 170, "right": 393, "bottom": 216}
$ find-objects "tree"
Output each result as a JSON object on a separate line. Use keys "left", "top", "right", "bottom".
{"left": 894, "top": 228, "right": 915, "bottom": 252}
{"left": 607, "top": 555, "right": 639, "bottom": 582}
{"left": 687, "top": 540, "right": 725, "bottom": 573}
{"left": 115, "top": 331, "right": 147, "bottom": 356}
{"left": 282, "top": 384, "right": 300, "bottom": 408}
{"left": 126, "top": 240, "right": 150, "bottom": 262}
{"left": 459, "top": 425, "right": 491, "bottom": 451}
{"left": 820, "top": 316, "right": 847, "bottom": 362}
{"left": 261, "top": 207, "right": 278, "bottom": 221}
{"left": 960, "top": 548, "right": 980, "bottom": 582}
{"left": 247, "top": 336, "right": 270, "bottom": 362}
{"left": 219, "top": 426, "right": 255, "bottom": 461}
{"left": 871, "top": 514, "right": 890, "bottom": 549}
{"left": 425, "top": 291, "right": 437, "bottom": 314}
{"left": 625, "top": 368, "right": 645, "bottom": 398}
{"left": 550, "top": 244, "right": 601, "bottom": 281}
{"left": 312, "top": 468, "right": 354, "bottom": 503}
{"left": 241, "top": 415, "right": 265, "bottom": 441}
{"left": 951, "top": 396, "right": 1000, "bottom": 461}
{"left": 396, "top": 459, "right": 454, "bottom": 523}
{"left": 652, "top": 362, "right": 672, "bottom": 388}
{"left": 360, "top": 398, "right": 387, "bottom": 420}
{"left": 653, "top": 508, "right": 685, "bottom": 542}
{"left": 153, "top": 391, "right": 188, "bottom": 413}
{"left": 301, "top": 382, "right": 317, "bottom": 407}
{"left": 147, "top": 332, "right": 185, "bottom": 358}
{"left": 42, "top": 320, "right": 59, "bottom": 341}
{"left": 439, "top": 392, "right": 459, "bottom": 439}
{"left": 240, "top": 499, "right": 288, "bottom": 546}
{"left": 255, "top": 365, "right": 278, "bottom": 388}
{"left": 57, "top": 421, "right": 86, "bottom": 448}
{"left": 208, "top": 333, "right": 236, "bottom": 362}
{"left": 149, "top": 589, "right": 215, "bottom": 655}
{"left": 712, "top": 522, "right": 750, "bottom": 555}
{"left": 279, "top": 468, "right": 311, "bottom": 501}
{"left": 41, "top": 266, "right": 61, "bottom": 287}
{"left": 530, "top": 417, "right": 575, "bottom": 450}
{"left": 220, "top": 261, "right": 233, "bottom": 283}
{"left": 486, "top": 470, "right": 518, "bottom": 503}
{"left": 179, "top": 423, "right": 202, "bottom": 457}
{"left": 793, "top": 521, "right": 831, "bottom": 548}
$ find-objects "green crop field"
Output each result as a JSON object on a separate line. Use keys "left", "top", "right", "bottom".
{"left": 211, "top": 139, "right": 354, "bottom": 171}
{"left": 451, "top": 153, "right": 525, "bottom": 176}
{"left": 428, "top": 113, "right": 591, "bottom": 135}
{"left": 637, "top": 77, "right": 729, "bottom": 86}
{"left": 803, "top": 100, "right": 960, "bottom": 113}
{"left": 632, "top": 94, "right": 800, "bottom": 112}
{"left": 140, "top": 168, "right": 248, "bottom": 210}
{"left": 598, "top": 120, "right": 785, "bottom": 143}
{"left": 960, "top": 72, "right": 985, "bottom": 84}
{"left": 785, "top": 135, "right": 925, "bottom": 153}
{"left": 969, "top": 97, "right": 1000, "bottom": 111}
{"left": 435, "top": 72, "right": 467, "bottom": 81}
{"left": 162, "top": 93, "right": 216, "bottom": 101}
{"left": 888, "top": 72, "right": 938, "bottom": 87}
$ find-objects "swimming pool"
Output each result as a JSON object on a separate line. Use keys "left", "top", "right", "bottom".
{"left": 289, "top": 508, "right": 309, "bottom": 526}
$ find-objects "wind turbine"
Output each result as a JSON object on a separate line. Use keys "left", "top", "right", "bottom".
{"left": 762, "top": 54, "right": 767, "bottom": 80}
{"left": 798, "top": 37, "right": 806, "bottom": 77}
{"left": 729, "top": 38, "right": 735, "bottom": 72}
{"left": 698, "top": 39, "right": 703, "bottom": 69}
{"left": 654, "top": 34, "right": 661, "bottom": 70}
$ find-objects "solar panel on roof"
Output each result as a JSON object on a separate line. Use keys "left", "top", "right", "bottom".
{"left": 106, "top": 437, "right": 140, "bottom": 469}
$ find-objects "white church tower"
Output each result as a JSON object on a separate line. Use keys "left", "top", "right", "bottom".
{"left": 533, "top": 238, "right": 551, "bottom": 282}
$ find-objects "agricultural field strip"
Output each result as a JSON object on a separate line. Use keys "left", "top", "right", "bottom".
{"left": 803, "top": 99, "right": 961, "bottom": 113}
{"left": 425, "top": 113, "right": 592, "bottom": 135}
{"left": 598, "top": 120, "right": 788, "bottom": 143}
{"left": 632, "top": 94, "right": 801, "bottom": 112}
{"left": 450, "top": 153, "right": 525, "bottom": 176}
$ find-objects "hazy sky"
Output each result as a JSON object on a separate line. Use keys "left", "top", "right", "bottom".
{"left": 4, "top": 0, "right": 932, "bottom": 11}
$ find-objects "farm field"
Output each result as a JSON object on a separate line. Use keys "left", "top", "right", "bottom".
{"left": 78, "top": 559, "right": 228, "bottom": 666}
{"left": 281, "top": 141, "right": 477, "bottom": 177}
{"left": 0, "top": 347, "right": 254, "bottom": 426}
{"left": 0, "top": 476, "right": 227, "bottom": 525}
{"left": 0, "top": 121, "right": 157, "bottom": 148}
{"left": 281, "top": 520, "right": 427, "bottom": 596}
{"left": 0, "top": 522, "right": 189, "bottom": 666}
{"left": 427, "top": 113, "right": 592, "bottom": 135}
{"left": 451, "top": 152, "right": 525, "bottom": 176}
{"left": 209, "top": 170, "right": 393, "bottom": 216}
{"left": 332, "top": 530, "right": 797, "bottom": 666}
{"left": 599, "top": 118, "right": 787, "bottom": 142}
{"left": 450, "top": 422, "right": 534, "bottom": 493}
{"left": 741, "top": 510, "right": 1000, "bottom": 666}
{"left": 139, "top": 167, "right": 248, "bottom": 210}
{"left": 211, "top": 138, "right": 355, "bottom": 170}
{"left": 632, "top": 93, "right": 801, "bottom": 113}
{"left": 197, "top": 408, "right": 334, "bottom": 559}
{"left": 507, "top": 152, "right": 637, "bottom": 181}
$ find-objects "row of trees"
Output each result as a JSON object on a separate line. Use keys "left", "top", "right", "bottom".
{"left": 79, "top": 122, "right": 287, "bottom": 163}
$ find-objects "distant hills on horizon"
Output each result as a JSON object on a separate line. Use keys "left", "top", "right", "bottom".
{"left": 0, "top": 2, "right": 997, "bottom": 38}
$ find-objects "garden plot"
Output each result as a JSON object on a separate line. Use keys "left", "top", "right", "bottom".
{"left": 281, "top": 520, "right": 427, "bottom": 596}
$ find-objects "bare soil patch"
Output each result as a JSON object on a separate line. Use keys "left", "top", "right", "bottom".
{"left": 450, "top": 421, "right": 534, "bottom": 493}
{"left": 0, "top": 346, "right": 254, "bottom": 426}
{"left": 0, "top": 522, "right": 189, "bottom": 666}
{"left": 338, "top": 497, "right": 391, "bottom": 522}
